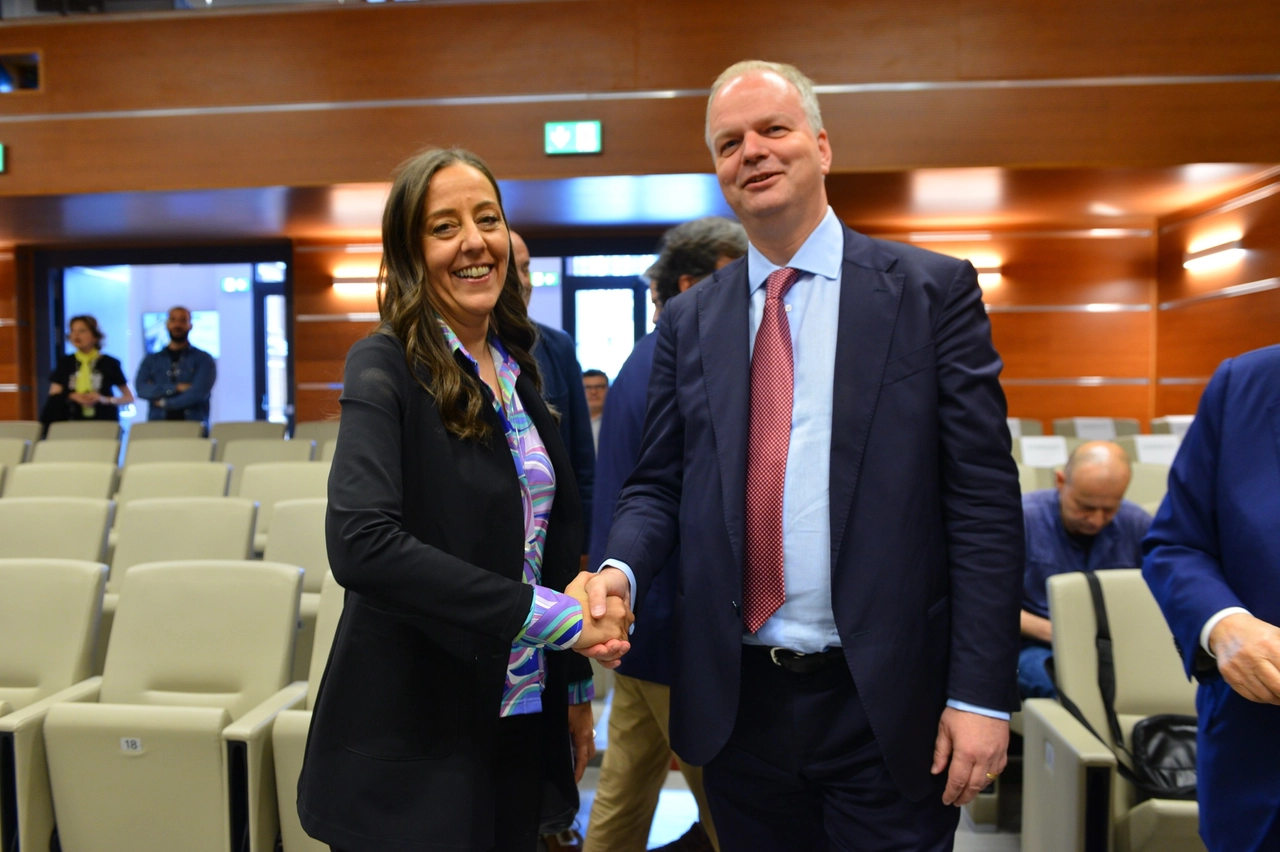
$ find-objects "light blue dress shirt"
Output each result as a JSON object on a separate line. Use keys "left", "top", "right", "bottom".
{"left": 605, "top": 207, "right": 1006, "bottom": 720}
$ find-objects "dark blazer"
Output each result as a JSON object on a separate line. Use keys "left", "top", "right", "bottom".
{"left": 533, "top": 321, "right": 595, "bottom": 542}
{"left": 1142, "top": 345, "right": 1280, "bottom": 852}
{"left": 604, "top": 223, "right": 1024, "bottom": 801}
{"left": 42, "top": 352, "right": 129, "bottom": 425}
{"left": 298, "top": 332, "right": 591, "bottom": 852}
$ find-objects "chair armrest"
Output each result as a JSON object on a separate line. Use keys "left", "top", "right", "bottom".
{"left": 1022, "top": 698, "right": 1118, "bottom": 852}
{"left": 0, "top": 677, "right": 102, "bottom": 852}
{"left": 0, "top": 700, "right": 10, "bottom": 717}
{"left": 222, "top": 682, "right": 308, "bottom": 852}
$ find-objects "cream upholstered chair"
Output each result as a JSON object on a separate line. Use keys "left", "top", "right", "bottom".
{"left": 1125, "top": 462, "right": 1171, "bottom": 508}
{"left": 1007, "top": 417, "right": 1044, "bottom": 437}
{"left": 240, "top": 463, "right": 330, "bottom": 553}
{"left": 43, "top": 560, "right": 305, "bottom": 852}
{"left": 45, "top": 421, "right": 121, "bottom": 441}
{"left": 0, "top": 436, "right": 31, "bottom": 467}
{"left": 318, "top": 439, "right": 337, "bottom": 462}
{"left": 30, "top": 439, "right": 120, "bottom": 465}
{"left": 123, "top": 437, "right": 216, "bottom": 465}
{"left": 292, "top": 420, "right": 340, "bottom": 445}
{"left": 1052, "top": 417, "right": 1141, "bottom": 439}
{"left": 263, "top": 499, "right": 328, "bottom": 680}
{"left": 224, "top": 439, "right": 315, "bottom": 495}
{"left": 1022, "top": 570, "right": 1203, "bottom": 852}
{"left": 0, "top": 498, "right": 113, "bottom": 562}
{"left": 0, "top": 559, "right": 107, "bottom": 852}
{"left": 1017, "top": 462, "right": 1056, "bottom": 494}
{"left": 0, "top": 421, "right": 42, "bottom": 443}
{"left": 108, "top": 462, "right": 231, "bottom": 557}
{"left": 2, "top": 461, "right": 117, "bottom": 499}
{"left": 211, "top": 421, "right": 288, "bottom": 460}
{"left": 273, "top": 570, "right": 344, "bottom": 852}
{"left": 127, "top": 420, "right": 205, "bottom": 441}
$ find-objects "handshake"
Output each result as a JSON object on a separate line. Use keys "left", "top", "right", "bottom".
{"left": 565, "top": 567, "right": 635, "bottom": 668}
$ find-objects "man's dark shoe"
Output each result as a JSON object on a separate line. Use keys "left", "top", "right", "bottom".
{"left": 540, "top": 828, "right": 583, "bottom": 851}
{"left": 650, "top": 822, "right": 714, "bottom": 852}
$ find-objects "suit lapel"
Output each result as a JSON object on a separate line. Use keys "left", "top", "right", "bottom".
{"left": 697, "top": 263, "right": 752, "bottom": 569}
{"left": 828, "top": 226, "right": 905, "bottom": 564}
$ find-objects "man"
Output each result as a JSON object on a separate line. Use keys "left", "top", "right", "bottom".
{"left": 1019, "top": 441, "right": 1151, "bottom": 698}
{"left": 134, "top": 306, "right": 216, "bottom": 428}
{"left": 511, "top": 231, "right": 596, "bottom": 852}
{"left": 1143, "top": 345, "right": 1280, "bottom": 852}
{"left": 579, "top": 61, "right": 1023, "bottom": 850}
{"left": 582, "top": 369, "right": 608, "bottom": 454}
{"left": 585, "top": 216, "right": 747, "bottom": 852}
{"left": 512, "top": 231, "right": 595, "bottom": 542}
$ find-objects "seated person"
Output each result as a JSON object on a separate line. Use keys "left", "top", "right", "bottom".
{"left": 1019, "top": 440, "right": 1152, "bottom": 698}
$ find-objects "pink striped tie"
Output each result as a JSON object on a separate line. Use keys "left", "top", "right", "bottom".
{"left": 743, "top": 267, "right": 799, "bottom": 633}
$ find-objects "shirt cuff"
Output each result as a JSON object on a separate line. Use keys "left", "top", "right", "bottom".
{"left": 946, "top": 700, "right": 1011, "bottom": 721}
{"left": 515, "top": 585, "right": 584, "bottom": 651}
{"left": 1200, "top": 607, "right": 1251, "bottom": 657}
{"left": 567, "top": 679, "right": 596, "bottom": 705}
{"left": 596, "top": 559, "right": 637, "bottom": 634}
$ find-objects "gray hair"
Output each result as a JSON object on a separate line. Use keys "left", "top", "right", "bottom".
{"left": 647, "top": 216, "right": 748, "bottom": 307}
{"left": 705, "top": 60, "right": 824, "bottom": 151}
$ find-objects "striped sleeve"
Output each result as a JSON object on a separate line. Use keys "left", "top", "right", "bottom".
{"left": 516, "top": 585, "right": 584, "bottom": 650}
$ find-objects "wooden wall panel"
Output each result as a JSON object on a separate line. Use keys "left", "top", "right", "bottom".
{"left": 990, "top": 312, "right": 1150, "bottom": 378}
{"left": 295, "top": 389, "right": 342, "bottom": 423}
{"left": 1002, "top": 385, "right": 1150, "bottom": 424}
{"left": 1155, "top": 384, "right": 1206, "bottom": 417}
{"left": 0, "top": 250, "right": 33, "bottom": 420}
{"left": 1156, "top": 290, "right": 1280, "bottom": 378}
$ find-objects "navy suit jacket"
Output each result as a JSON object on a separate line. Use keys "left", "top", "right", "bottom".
{"left": 589, "top": 330, "right": 678, "bottom": 686}
{"left": 533, "top": 321, "right": 595, "bottom": 543}
{"left": 604, "top": 223, "right": 1024, "bottom": 800}
{"left": 1143, "top": 345, "right": 1280, "bottom": 852}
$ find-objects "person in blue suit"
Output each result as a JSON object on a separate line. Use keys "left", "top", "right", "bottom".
{"left": 1143, "top": 344, "right": 1280, "bottom": 852}
{"left": 584, "top": 216, "right": 747, "bottom": 852}
{"left": 578, "top": 60, "right": 1024, "bottom": 851}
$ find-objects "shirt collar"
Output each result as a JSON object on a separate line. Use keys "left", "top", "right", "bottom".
{"left": 435, "top": 315, "right": 520, "bottom": 379}
{"left": 747, "top": 206, "right": 843, "bottom": 295}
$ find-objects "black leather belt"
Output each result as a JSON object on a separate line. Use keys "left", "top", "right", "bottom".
{"left": 746, "top": 644, "right": 845, "bottom": 674}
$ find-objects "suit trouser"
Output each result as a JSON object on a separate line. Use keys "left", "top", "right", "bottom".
{"left": 584, "top": 673, "right": 720, "bottom": 852}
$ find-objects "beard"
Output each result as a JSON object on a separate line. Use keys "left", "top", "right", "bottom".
{"left": 168, "top": 330, "right": 189, "bottom": 345}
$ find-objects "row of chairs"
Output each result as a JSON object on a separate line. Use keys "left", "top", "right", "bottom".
{"left": 0, "top": 557, "right": 341, "bottom": 852}
{"left": 1009, "top": 416, "right": 1193, "bottom": 439}
{"left": 0, "top": 418, "right": 340, "bottom": 446}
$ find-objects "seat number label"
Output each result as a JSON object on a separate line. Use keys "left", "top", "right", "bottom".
{"left": 120, "top": 738, "right": 143, "bottom": 754}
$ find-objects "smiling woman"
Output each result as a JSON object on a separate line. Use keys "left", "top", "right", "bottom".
{"left": 297, "top": 147, "right": 633, "bottom": 852}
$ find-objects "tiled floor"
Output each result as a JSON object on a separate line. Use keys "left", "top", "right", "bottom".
{"left": 581, "top": 694, "right": 1022, "bottom": 850}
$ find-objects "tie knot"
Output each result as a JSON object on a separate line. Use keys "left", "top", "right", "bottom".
{"left": 764, "top": 267, "right": 799, "bottom": 301}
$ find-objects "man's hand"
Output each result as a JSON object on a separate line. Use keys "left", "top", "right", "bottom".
{"left": 931, "top": 708, "right": 1009, "bottom": 806}
{"left": 567, "top": 702, "right": 595, "bottom": 783}
{"left": 566, "top": 570, "right": 633, "bottom": 667}
{"left": 1020, "top": 609, "right": 1052, "bottom": 644}
{"left": 1209, "top": 612, "right": 1280, "bottom": 705}
{"left": 573, "top": 593, "right": 633, "bottom": 649}
{"left": 176, "top": 383, "right": 192, "bottom": 392}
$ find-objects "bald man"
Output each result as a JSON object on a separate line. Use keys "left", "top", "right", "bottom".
{"left": 1018, "top": 441, "right": 1153, "bottom": 698}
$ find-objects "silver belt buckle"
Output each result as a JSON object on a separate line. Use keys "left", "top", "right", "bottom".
{"left": 769, "top": 647, "right": 805, "bottom": 666}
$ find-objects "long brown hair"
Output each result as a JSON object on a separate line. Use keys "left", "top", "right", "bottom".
{"left": 376, "top": 147, "right": 541, "bottom": 442}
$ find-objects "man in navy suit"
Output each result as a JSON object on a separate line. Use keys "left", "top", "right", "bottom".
{"left": 1143, "top": 345, "right": 1280, "bottom": 852}
{"left": 579, "top": 60, "right": 1024, "bottom": 850}
{"left": 584, "top": 216, "right": 747, "bottom": 852}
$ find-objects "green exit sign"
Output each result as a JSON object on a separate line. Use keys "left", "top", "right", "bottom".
{"left": 0, "top": 144, "right": 6, "bottom": 173}
{"left": 544, "top": 121, "right": 602, "bottom": 155}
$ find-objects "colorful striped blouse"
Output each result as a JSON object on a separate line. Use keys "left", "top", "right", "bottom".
{"left": 437, "top": 318, "right": 594, "bottom": 716}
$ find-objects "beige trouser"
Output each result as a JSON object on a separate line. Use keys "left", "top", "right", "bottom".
{"left": 584, "top": 673, "right": 720, "bottom": 852}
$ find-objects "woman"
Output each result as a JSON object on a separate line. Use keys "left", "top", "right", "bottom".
{"left": 298, "top": 148, "right": 631, "bottom": 852}
{"left": 43, "top": 315, "right": 134, "bottom": 426}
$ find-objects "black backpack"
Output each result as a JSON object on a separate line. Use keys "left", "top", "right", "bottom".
{"left": 1054, "top": 571, "right": 1197, "bottom": 802}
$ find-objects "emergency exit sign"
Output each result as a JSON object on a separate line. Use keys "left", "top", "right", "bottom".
{"left": 0, "top": 144, "right": 6, "bottom": 173}
{"left": 544, "top": 121, "right": 602, "bottom": 155}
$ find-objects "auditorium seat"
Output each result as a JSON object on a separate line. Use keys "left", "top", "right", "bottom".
{"left": 0, "top": 421, "right": 42, "bottom": 443}
{"left": 0, "top": 498, "right": 113, "bottom": 562}
{"left": 1022, "top": 570, "right": 1202, "bottom": 852}
{"left": 1115, "top": 435, "right": 1182, "bottom": 467}
{"left": 1150, "top": 415, "right": 1194, "bottom": 437}
{"left": 30, "top": 439, "right": 120, "bottom": 465}
{"left": 272, "top": 570, "right": 344, "bottom": 852}
{"left": 107, "top": 463, "right": 232, "bottom": 559}
{"left": 239, "top": 463, "right": 330, "bottom": 553}
{"left": 1007, "top": 417, "right": 1044, "bottom": 437}
{"left": 0, "top": 437, "right": 32, "bottom": 467}
{"left": 224, "top": 439, "right": 316, "bottom": 495}
{"left": 127, "top": 420, "right": 205, "bottom": 441}
{"left": 318, "top": 439, "right": 337, "bottom": 462}
{"left": 45, "top": 421, "right": 122, "bottom": 441}
{"left": 1052, "top": 417, "right": 1141, "bottom": 439}
{"left": 0, "top": 558, "right": 108, "bottom": 852}
{"left": 211, "top": 421, "right": 288, "bottom": 460}
{"left": 1016, "top": 462, "right": 1055, "bottom": 493}
{"left": 2, "top": 461, "right": 117, "bottom": 499}
{"left": 262, "top": 498, "right": 328, "bottom": 680}
{"left": 43, "top": 560, "right": 305, "bottom": 852}
{"left": 292, "top": 420, "right": 340, "bottom": 445}
{"left": 1125, "top": 462, "right": 1170, "bottom": 508}
{"left": 123, "top": 437, "right": 216, "bottom": 465}
{"left": 1011, "top": 435, "right": 1070, "bottom": 467}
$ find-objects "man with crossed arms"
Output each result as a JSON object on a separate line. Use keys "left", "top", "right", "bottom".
{"left": 577, "top": 60, "right": 1023, "bottom": 850}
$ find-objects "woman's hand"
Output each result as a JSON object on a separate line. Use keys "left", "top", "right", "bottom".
{"left": 68, "top": 391, "right": 101, "bottom": 405}
{"left": 567, "top": 702, "right": 595, "bottom": 783}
